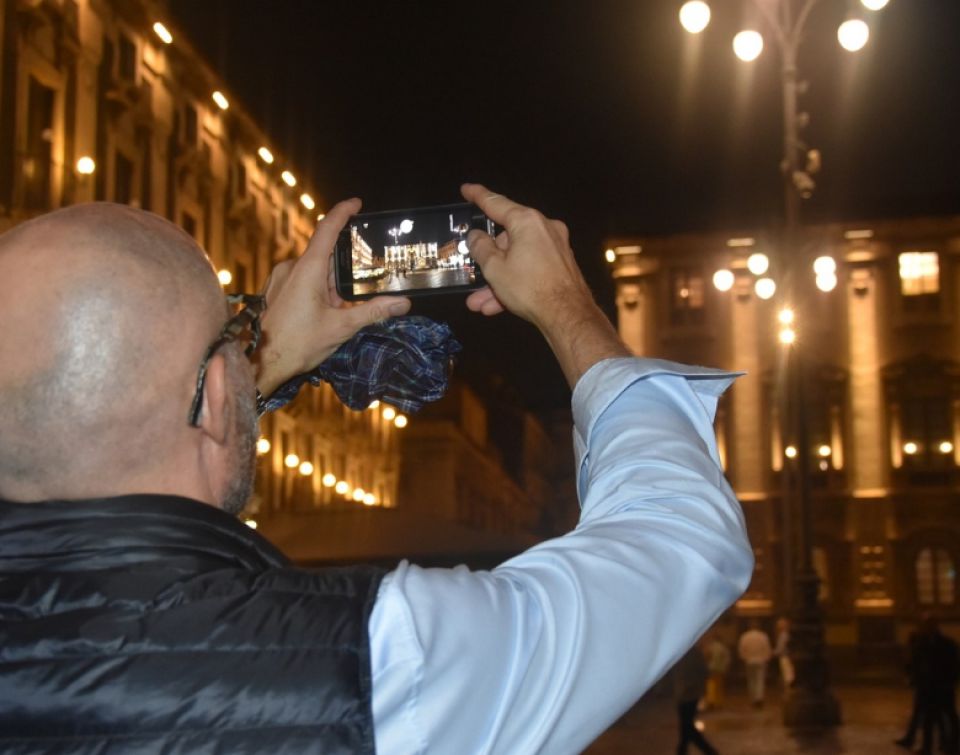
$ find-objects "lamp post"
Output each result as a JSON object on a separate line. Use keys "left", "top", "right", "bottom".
{"left": 679, "top": 0, "right": 887, "bottom": 728}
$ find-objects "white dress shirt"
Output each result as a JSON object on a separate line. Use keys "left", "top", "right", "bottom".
{"left": 368, "top": 357, "right": 754, "bottom": 754}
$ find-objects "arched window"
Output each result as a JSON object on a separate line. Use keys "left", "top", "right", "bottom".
{"left": 915, "top": 547, "right": 956, "bottom": 606}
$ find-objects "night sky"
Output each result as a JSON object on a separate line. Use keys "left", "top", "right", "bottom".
{"left": 169, "top": 0, "right": 960, "bottom": 411}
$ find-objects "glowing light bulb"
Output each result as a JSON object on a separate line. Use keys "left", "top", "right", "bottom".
{"left": 352, "top": 488, "right": 365, "bottom": 502}
{"left": 322, "top": 473, "right": 337, "bottom": 487}
{"left": 713, "top": 269, "right": 734, "bottom": 292}
{"left": 785, "top": 445, "right": 798, "bottom": 459}
{"left": 256, "top": 437, "right": 271, "bottom": 455}
{"left": 212, "top": 91, "right": 229, "bottom": 110}
{"left": 363, "top": 493, "right": 377, "bottom": 506}
{"left": 76, "top": 156, "right": 96, "bottom": 175}
{"left": 281, "top": 171, "right": 297, "bottom": 188}
{"left": 153, "top": 22, "right": 173, "bottom": 44}
{"left": 747, "top": 252, "right": 769, "bottom": 276}
{"left": 335, "top": 480, "right": 349, "bottom": 495}
{"left": 383, "top": 406, "right": 397, "bottom": 421}
{"left": 816, "top": 272, "right": 838, "bottom": 292}
{"left": 679, "top": 1, "right": 711, "bottom": 34}
{"left": 733, "top": 30, "right": 763, "bottom": 62}
{"left": 778, "top": 308, "right": 795, "bottom": 325}
{"left": 605, "top": 248, "right": 616, "bottom": 263}
{"left": 755, "top": 278, "right": 776, "bottom": 300}
{"left": 217, "top": 269, "right": 233, "bottom": 286}
{"left": 838, "top": 19, "right": 869, "bottom": 52}
{"left": 903, "top": 442, "right": 919, "bottom": 456}
{"left": 284, "top": 453, "right": 300, "bottom": 469}
{"left": 257, "top": 147, "right": 274, "bottom": 164}
{"left": 818, "top": 445, "right": 832, "bottom": 458}
{"left": 394, "top": 415, "right": 408, "bottom": 428}
{"left": 298, "top": 461, "right": 314, "bottom": 476}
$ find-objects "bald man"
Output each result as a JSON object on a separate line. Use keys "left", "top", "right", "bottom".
{"left": 0, "top": 186, "right": 752, "bottom": 754}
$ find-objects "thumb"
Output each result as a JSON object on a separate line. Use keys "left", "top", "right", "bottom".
{"left": 347, "top": 296, "right": 411, "bottom": 329}
{"left": 467, "top": 230, "right": 501, "bottom": 271}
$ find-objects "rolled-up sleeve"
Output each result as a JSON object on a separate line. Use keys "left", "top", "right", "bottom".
{"left": 369, "top": 358, "right": 754, "bottom": 755}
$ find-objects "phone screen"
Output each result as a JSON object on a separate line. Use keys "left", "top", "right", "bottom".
{"left": 335, "top": 203, "right": 492, "bottom": 300}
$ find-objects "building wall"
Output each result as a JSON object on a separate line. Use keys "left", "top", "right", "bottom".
{"left": 0, "top": 0, "right": 401, "bottom": 522}
{"left": 608, "top": 216, "right": 960, "bottom": 660}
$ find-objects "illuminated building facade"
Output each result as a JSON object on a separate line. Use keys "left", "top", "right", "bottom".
{"left": 0, "top": 0, "right": 400, "bottom": 524}
{"left": 608, "top": 215, "right": 960, "bottom": 663}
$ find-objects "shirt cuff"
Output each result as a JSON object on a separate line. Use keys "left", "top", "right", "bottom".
{"left": 571, "top": 357, "right": 742, "bottom": 504}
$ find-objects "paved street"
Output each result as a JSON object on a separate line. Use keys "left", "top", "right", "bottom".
{"left": 586, "top": 682, "right": 914, "bottom": 754}
{"left": 353, "top": 266, "right": 475, "bottom": 295}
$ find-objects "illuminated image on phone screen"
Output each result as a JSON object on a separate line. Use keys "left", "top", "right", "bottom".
{"left": 346, "top": 205, "right": 490, "bottom": 298}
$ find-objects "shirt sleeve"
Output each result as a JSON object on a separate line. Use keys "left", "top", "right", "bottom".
{"left": 368, "top": 357, "right": 754, "bottom": 755}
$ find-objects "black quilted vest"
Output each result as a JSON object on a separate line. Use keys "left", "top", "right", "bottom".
{"left": 0, "top": 494, "right": 385, "bottom": 754}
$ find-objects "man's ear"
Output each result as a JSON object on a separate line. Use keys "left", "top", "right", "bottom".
{"left": 198, "top": 353, "right": 230, "bottom": 445}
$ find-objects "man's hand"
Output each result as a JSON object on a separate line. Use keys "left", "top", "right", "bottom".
{"left": 461, "top": 183, "right": 630, "bottom": 387}
{"left": 254, "top": 198, "right": 411, "bottom": 397}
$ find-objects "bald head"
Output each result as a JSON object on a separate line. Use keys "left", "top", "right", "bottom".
{"left": 0, "top": 203, "right": 235, "bottom": 502}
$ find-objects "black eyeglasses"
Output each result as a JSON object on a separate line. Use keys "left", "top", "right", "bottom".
{"left": 188, "top": 294, "right": 266, "bottom": 427}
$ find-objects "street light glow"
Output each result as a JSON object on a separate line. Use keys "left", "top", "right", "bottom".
{"left": 818, "top": 444, "right": 832, "bottom": 458}
{"left": 813, "top": 256, "right": 837, "bottom": 276}
{"left": 363, "top": 493, "right": 377, "bottom": 506}
{"left": 256, "top": 437, "right": 271, "bottom": 455}
{"left": 679, "top": 1, "right": 711, "bottom": 34}
{"left": 394, "top": 415, "right": 408, "bottom": 428}
{"left": 939, "top": 441, "right": 954, "bottom": 454}
{"left": 755, "top": 277, "right": 776, "bottom": 300}
{"left": 778, "top": 308, "right": 795, "bottom": 325}
{"left": 217, "top": 269, "right": 233, "bottom": 286}
{"left": 322, "top": 473, "right": 337, "bottom": 487}
{"left": 300, "top": 193, "right": 315, "bottom": 210}
{"left": 76, "top": 156, "right": 96, "bottom": 175}
{"left": 838, "top": 19, "right": 869, "bottom": 52}
{"left": 779, "top": 327, "right": 796, "bottom": 345}
{"left": 747, "top": 252, "right": 770, "bottom": 275}
{"left": 605, "top": 248, "right": 616, "bottom": 263}
{"left": 281, "top": 170, "right": 297, "bottom": 187}
{"left": 713, "top": 269, "right": 735, "bottom": 292}
{"left": 284, "top": 453, "right": 300, "bottom": 468}
{"left": 785, "top": 445, "right": 798, "bottom": 459}
{"left": 335, "top": 480, "right": 349, "bottom": 495}
{"left": 298, "top": 461, "right": 314, "bottom": 476}
{"left": 383, "top": 406, "right": 397, "bottom": 421}
{"left": 399, "top": 219, "right": 414, "bottom": 234}
{"left": 733, "top": 30, "right": 764, "bottom": 62}
{"left": 212, "top": 91, "right": 229, "bottom": 110}
{"left": 860, "top": 0, "right": 889, "bottom": 10}
{"left": 257, "top": 147, "right": 274, "bottom": 164}
{"left": 903, "top": 442, "right": 919, "bottom": 456}
{"left": 816, "top": 272, "right": 838, "bottom": 292}
{"left": 152, "top": 22, "right": 173, "bottom": 44}
{"left": 352, "top": 488, "right": 365, "bottom": 502}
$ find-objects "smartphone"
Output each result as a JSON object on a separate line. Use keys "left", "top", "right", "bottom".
{"left": 334, "top": 202, "right": 493, "bottom": 300}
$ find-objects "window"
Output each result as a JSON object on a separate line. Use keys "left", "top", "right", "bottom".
{"left": 24, "top": 77, "right": 55, "bottom": 210}
{"left": 113, "top": 152, "right": 134, "bottom": 205}
{"left": 183, "top": 104, "right": 198, "bottom": 147}
{"left": 916, "top": 547, "right": 955, "bottom": 606}
{"left": 886, "top": 359, "right": 957, "bottom": 485}
{"left": 668, "top": 267, "right": 705, "bottom": 326}
{"left": 899, "top": 252, "right": 940, "bottom": 314}
{"left": 181, "top": 211, "right": 197, "bottom": 240}
{"left": 118, "top": 34, "right": 136, "bottom": 82}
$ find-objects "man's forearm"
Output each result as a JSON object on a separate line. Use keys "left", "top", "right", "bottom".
{"left": 537, "top": 297, "right": 632, "bottom": 389}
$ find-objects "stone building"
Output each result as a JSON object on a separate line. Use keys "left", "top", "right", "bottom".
{"left": 607, "top": 215, "right": 960, "bottom": 663}
{"left": 0, "top": 0, "right": 558, "bottom": 564}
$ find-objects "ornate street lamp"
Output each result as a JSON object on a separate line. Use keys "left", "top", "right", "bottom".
{"left": 679, "top": 0, "right": 888, "bottom": 728}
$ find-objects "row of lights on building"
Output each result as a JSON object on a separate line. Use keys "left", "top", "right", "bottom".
{"left": 678, "top": 0, "right": 888, "bottom": 57}
{"left": 604, "top": 247, "right": 840, "bottom": 298}
{"left": 75, "top": 21, "right": 322, "bottom": 229}
{"left": 252, "top": 401, "right": 409, "bottom": 506}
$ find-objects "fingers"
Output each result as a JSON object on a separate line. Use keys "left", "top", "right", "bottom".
{"left": 300, "top": 197, "right": 362, "bottom": 269}
{"left": 466, "top": 229, "right": 501, "bottom": 269}
{"left": 461, "top": 183, "right": 524, "bottom": 226}
{"left": 466, "top": 286, "right": 505, "bottom": 316}
{"left": 348, "top": 295, "right": 411, "bottom": 328}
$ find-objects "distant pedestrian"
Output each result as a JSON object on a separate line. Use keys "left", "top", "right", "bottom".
{"left": 774, "top": 617, "right": 795, "bottom": 689}
{"left": 738, "top": 621, "right": 773, "bottom": 708}
{"left": 895, "top": 615, "right": 960, "bottom": 755}
{"left": 703, "top": 634, "right": 732, "bottom": 710}
{"left": 673, "top": 642, "right": 720, "bottom": 755}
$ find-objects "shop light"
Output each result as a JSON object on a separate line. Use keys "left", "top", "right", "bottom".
{"left": 281, "top": 171, "right": 297, "bottom": 188}
{"left": 153, "top": 22, "right": 173, "bottom": 44}
{"left": 212, "top": 91, "right": 229, "bottom": 111}
{"left": 258, "top": 147, "right": 275, "bottom": 164}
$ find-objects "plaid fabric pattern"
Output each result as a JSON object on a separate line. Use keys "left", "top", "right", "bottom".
{"left": 260, "top": 316, "right": 462, "bottom": 415}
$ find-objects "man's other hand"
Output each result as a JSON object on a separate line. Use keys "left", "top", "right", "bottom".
{"left": 255, "top": 199, "right": 411, "bottom": 397}
{"left": 460, "top": 184, "right": 630, "bottom": 388}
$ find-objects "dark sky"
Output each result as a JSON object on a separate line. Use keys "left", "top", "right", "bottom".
{"left": 168, "top": 0, "right": 960, "bottom": 411}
